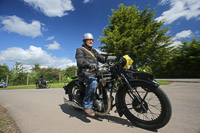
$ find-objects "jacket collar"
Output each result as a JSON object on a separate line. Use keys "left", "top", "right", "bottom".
{"left": 82, "top": 44, "right": 92, "bottom": 51}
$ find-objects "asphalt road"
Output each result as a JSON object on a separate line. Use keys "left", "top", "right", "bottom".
{"left": 0, "top": 80, "right": 200, "bottom": 133}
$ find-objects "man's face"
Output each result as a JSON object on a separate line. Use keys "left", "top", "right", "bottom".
{"left": 86, "top": 39, "right": 93, "bottom": 47}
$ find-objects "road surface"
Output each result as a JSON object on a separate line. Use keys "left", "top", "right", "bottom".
{"left": 0, "top": 80, "right": 200, "bottom": 133}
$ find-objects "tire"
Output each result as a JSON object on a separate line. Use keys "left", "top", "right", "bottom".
{"left": 118, "top": 82, "right": 172, "bottom": 130}
{"left": 68, "top": 81, "right": 84, "bottom": 110}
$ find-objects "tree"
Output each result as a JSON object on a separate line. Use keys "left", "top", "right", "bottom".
{"left": 10, "top": 62, "right": 27, "bottom": 85}
{"left": 64, "top": 66, "right": 77, "bottom": 78}
{"left": 0, "top": 64, "right": 9, "bottom": 82}
{"left": 31, "top": 64, "right": 40, "bottom": 72}
{"left": 99, "top": 4, "right": 173, "bottom": 69}
{"left": 160, "top": 38, "right": 200, "bottom": 78}
{"left": 38, "top": 68, "right": 60, "bottom": 82}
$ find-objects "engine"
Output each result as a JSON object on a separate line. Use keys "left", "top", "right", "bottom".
{"left": 94, "top": 99, "right": 104, "bottom": 112}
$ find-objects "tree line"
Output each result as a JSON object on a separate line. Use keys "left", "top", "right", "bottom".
{"left": 0, "top": 63, "right": 77, "bottom": 85}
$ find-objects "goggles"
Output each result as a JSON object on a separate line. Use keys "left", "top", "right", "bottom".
{"left": 87, "top": 39, "right": 93, "bottom": 43}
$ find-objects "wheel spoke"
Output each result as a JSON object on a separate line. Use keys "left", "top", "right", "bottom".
{"left": 148, "top": 103, "right": 161, "bottom": 112}
{"left": 148, "top": 109, "right": 160, "bottom": 120}
{"left": 146, "top": 95, "right": 154, "bottom": 102}
{"left": 143, "top": 113, "right": 150, "bottom": 121}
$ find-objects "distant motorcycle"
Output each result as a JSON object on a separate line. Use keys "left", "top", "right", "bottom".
{"left": 35, "top": 79, "right": 50, "bottom": 89}
{"left": 63, "top": 55, "right": 172, "bottom": 130}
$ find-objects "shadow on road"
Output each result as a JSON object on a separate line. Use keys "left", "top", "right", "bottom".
{"left": 59, "top": 103, "right": 158, "bottom": 132}
{"left": 59, "top": 103, "right": 91, "bottom": 123}
{"left": 60, "top": 103, "right": 135, "bottom": 128}
{"left": 91, "top": 114, "right": 134, "bottom": 127}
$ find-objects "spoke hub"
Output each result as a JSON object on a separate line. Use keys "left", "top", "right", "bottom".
{"left": 132, "top": 99, "right": 148, "bottom": 114}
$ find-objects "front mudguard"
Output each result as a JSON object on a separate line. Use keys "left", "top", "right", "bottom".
{"left": 115, "top": 90, "right": 124, "bottom": 117}
{"left": 115, "top": 79, "right": 160, "bottom": 117}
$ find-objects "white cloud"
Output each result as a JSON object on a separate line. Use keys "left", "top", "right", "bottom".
{"left": 170, "top": 40, "right": 183, "bottom": 47}
{"left": 46, "top": 36, "right": 54, "bottom": 41}
{"left": 156, "top": 0, "right": 200, "bottom": 24}
{"left": 24, "top": 0, "right": 75, "bottom": 17}
{"left": 159, "top": 0, "right": 170, "bottom": 5}
{"left": 1, "top": 15, "right": 42, "bottom": 38}
{"left": 169, "top": 30, "right": 192, "bottom": 47}
{"left": 45, "top": 41, "right": 61, "bottom": 50}
{"left": 175, "top": 30, "right": 192, "bottom": 39}
{"left": 0, "top": 45, "right": 75, "bottom": 70}
{"left": 83, "top": 0, "right": 90, "bottom": 3}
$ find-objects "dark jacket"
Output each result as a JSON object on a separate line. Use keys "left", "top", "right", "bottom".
{"left": 75, "top": 46, "right": 106, "bottom": 81}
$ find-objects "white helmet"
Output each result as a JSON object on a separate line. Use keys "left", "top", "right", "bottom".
{"left": 83, "top": 33, "right": 94, "bottom": 40}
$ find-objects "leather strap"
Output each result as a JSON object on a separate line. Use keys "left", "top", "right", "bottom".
{"left": 82, "top": 47, "right": 97, "bottom": 60}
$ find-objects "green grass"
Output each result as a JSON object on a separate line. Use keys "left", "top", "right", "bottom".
{"left": 50, "top": 83, "right": 66, "bottom": 88}
{"left": 0, "top": 118, "right": 7, "bottom": 127}
{"left": 0, "top": 83, "right": 66, "bottom": 90}
{"left": 5, "top": 85, "right": 36, "bottom": 89}
{"left": 157, "top": 80, "right": 170, "bottom": 85}
{"left": 0, "top": 81, "right": 169, "bottom": 90}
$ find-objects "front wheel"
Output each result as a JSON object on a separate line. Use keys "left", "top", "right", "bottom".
{"left": 118, "top": 82, "right": 172, "bottom": 130}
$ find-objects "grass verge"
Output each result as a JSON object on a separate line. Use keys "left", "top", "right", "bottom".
{"left": 0, "top": 105, "right": 20, "bottom": 133}
{"left": 157, "top": 80, "right": 170, "bottom": 85}
{"left": 0, "top": 83, "right": 65, "bottom": 90}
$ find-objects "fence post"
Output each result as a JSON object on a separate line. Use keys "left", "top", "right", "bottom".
{"left": 6, "top": 72, "right": 8, "bottom": 85}
{"left": 27, "top": 73, "right": 29, "bottom": 85}
{"left": 59, "top": 72, "right": 61, "bottom": 83}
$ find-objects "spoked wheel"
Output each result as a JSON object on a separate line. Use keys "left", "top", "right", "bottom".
{"left": 118, "top": 82, "right": 172, "bottom": 130}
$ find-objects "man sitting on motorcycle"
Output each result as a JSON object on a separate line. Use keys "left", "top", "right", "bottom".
{"left": 35, "top": 74, "right": 47, "bottom": 88}
{"left": 75, "top": 33, "right": 106, "bottom": 117}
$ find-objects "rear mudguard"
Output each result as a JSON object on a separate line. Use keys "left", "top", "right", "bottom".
{"left": 63, "top": 79, "right": 80, "bottom": 94}
{"left": 115, "top": 79, "right": 160, "bottom": 117}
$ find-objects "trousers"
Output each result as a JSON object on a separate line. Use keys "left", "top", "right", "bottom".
{"left": 83, "top": 77, "right": 97, "bottom": 109}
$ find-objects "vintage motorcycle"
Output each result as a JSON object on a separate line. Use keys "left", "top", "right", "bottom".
{"left": 63, "top": 55, "right": 172, "bottom": 130}
{"left": 35, "top": 79, "right": 50, "bottom": 89}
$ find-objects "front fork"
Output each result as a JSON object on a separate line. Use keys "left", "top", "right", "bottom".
{"left": 118, "top": 74, "right": 148, "bottom": 112}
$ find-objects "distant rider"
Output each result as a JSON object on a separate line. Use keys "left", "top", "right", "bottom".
{"left": 39, "top": 74, "right": 46, "bottom": 86}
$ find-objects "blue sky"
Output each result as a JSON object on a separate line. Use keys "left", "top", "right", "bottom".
{"left": 0, "top": 0, "right": 200, "bottom": 71}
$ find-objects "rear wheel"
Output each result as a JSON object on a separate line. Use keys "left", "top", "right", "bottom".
{"left": 68, "top": 81, "right": 84, "bottom": 110}
{"left": 118, "top": 82, "right": 172, "bottom": 130}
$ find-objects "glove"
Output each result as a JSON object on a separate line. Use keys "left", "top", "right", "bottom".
{"left": 89, "top": 63, "right": 97, "bottom": 70}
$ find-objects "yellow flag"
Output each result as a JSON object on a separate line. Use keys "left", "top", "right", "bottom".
{"left": 123, "top": 55, "right": 133, "bottom": 69}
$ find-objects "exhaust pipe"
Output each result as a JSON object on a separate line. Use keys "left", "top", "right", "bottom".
{"left": 63, "top": 97, "right": 84, "bottom": 110}
{"left": 95, "top": 91, "right": 111, "bottom": 116}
